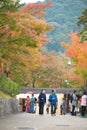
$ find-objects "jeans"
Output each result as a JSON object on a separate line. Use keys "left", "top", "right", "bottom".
{"left": 51, "top": 104, "right": 56, "bottom": 115}
{"left": 81, "top": 106, "right": 86, "bottom": 116}
{"left": 39, "top": 102, "right": 44, "bottom": 115}
{"left": 71, "top": 105, "right": 76, "bottom": 115}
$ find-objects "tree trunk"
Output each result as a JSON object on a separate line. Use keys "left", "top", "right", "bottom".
{"left": 84, "top": 79, "right": 87, "bottom": 90}
{"left": 32, "top": 79, "right": 35, "bottom": 88}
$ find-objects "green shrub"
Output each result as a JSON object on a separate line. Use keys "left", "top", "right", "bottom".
{"left": 77, "top": 86, "right": 84, "bottom": 96}
{"left": 0, "top": 74, "right": 19, "bottom": 96}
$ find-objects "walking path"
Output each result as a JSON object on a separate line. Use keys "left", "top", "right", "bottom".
{"left": 0, "top": 113, "right": 87, "bottom": 130}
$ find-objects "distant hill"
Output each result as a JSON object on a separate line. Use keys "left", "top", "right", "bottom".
{"left": 42, "top": 0, "right": 87, "bottom": 53}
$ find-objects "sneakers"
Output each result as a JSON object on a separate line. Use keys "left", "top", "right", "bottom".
{"left": 80, "top": 116, "right": 87, "bottom": 118}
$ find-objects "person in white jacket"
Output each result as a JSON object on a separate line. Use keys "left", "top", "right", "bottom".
{"left": 81, "top": 91, "right": 87, "bottom": 117}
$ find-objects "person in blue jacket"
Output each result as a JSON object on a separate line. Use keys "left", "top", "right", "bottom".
{"left": 49, "top": 89, "right": 58, "bottom": 116}
{"left": 38, "top": 89, "right": 46, "bottom": 115}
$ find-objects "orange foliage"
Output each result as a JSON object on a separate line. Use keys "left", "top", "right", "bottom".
{"left": 68, "top": 32, "right": 81, "bottom": 45}
{"left": 61, "top": 32, "right": 87, "bottom": 81}
{"left": 22, "top": 1, "right": 52, "bottom": 18}
{"left": 70, "top": 72, "right": 84, "bottom": 83}
{"left": 9, "top": 9, "right": 53, "bottom": 50}
{"left": 61, "top": 32, "right": 87, "bottom": 67}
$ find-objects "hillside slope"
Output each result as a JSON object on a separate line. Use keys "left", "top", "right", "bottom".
{"left": 43, "top": 0, "right": 87, "bottom": 52}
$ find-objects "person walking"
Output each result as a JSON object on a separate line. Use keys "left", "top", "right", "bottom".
{"left": 49, "top": 89, "right": 58, "bottom": 116}
{"left": 46, "top": 100, "right": 50, "bottom": 114}
{"left": 71, "top": 90, "right": 77, "bottom": 116}
{"left": 81, "top": 91, "right": 87, "bottom": 117}
{"left": 25, "top": 96, "right": 30, "bottom": 113}
{"left": 30, "top": 94, "right": 35, "bottom": 113}
{"left": 38, "top": 89, "right": 46, "bottom": 115}
{"left": 60, "top": 97, "right": 66, "bottom": 115}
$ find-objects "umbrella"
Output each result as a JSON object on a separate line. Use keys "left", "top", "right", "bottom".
{"left": 26, "top": 91, "right": 34, "bottom": 94}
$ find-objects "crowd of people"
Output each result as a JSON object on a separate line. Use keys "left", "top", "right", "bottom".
{"left": 70, "top": 90, "right": 87, "bottom": 117}
{"left": 25, "top": 89, "right": 58, "bottom": 116}
{"left": 25, "top": 89, "right": 87, "bottom": 118}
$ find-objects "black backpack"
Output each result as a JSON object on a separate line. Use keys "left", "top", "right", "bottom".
{"left": 70, "top": 95, "right": 73, "bottom": 103}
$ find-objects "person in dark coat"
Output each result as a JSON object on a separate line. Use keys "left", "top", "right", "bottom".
{"left": 38, "top": 89, "right": 46, "bottom": 115}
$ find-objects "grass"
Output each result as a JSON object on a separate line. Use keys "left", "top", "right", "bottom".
{"left": 0, "top": 90, "right": 11, "bottom": 98}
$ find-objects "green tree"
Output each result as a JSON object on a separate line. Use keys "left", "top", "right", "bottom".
{"left": 80, "top": 31, "right": 87, "bottom": 43}
{"left": 77, "top": 9, "right": 87, "bottom": 34}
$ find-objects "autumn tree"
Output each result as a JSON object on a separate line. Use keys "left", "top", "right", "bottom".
{"left": 0, "top": 0, "right": 53, "bottom": 87}
{"left": 62, "top": 32, "right": 87, "bottom": 89}
{"left": 0, "top": 0, "right": 52, "bottom": 50}
{"left": 35, "top": 51, "right": 69, "bottom": 88}
{"left": 0, "top": 0, "right": 24, "bottom": 48}
{"left": 22, "top": 1, "right": 52, "bottom": 18}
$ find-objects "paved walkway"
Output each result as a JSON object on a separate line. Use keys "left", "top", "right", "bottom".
{"left": 0, "top": 113, "right": 87, "bottom": 130}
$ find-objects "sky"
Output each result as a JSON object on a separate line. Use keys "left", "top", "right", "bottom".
{"left": 20, "top": 0, "right": 45, "bottom": 3}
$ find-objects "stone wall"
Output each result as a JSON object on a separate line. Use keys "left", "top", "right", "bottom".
{"left": 0, "top": 98, "right": 19, "bottom": 117}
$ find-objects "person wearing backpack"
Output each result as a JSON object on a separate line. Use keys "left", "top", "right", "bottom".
{"left": 71, "top": 90, "right": 77, "bottom": 116}
{"left": 49, "top": 89, "right": 58, "bottom": 116}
